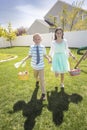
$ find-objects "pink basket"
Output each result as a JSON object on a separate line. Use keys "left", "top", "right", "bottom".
{"left": 69, "top": 68, "right": 81, "bottom": 76}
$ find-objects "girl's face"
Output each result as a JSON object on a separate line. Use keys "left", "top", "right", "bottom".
{"left": 56, "top": 30, "right": 63, "bottom": 39}
{"left": 33, "top": 35, "right": 41, "bottom": 44}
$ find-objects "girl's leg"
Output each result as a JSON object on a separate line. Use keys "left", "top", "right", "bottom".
{"left": 54, "top": 72, "right": 59, "bottom": 87}
{"left": 55, "top": 72, "right": 59, "bottom": 77}
{"left": 60, "top": 73, "right": 64, "bottom": 87}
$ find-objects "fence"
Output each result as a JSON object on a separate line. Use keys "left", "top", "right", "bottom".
{"left": 0, "top": 31, "right": 87, "bottom": 48}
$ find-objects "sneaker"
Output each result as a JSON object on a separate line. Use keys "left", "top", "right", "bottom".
{"left": 61, "top": 83, "right": 64, "bottom": 88}
{"left": 40, "top": 93, "right": 46, "bottom": 100}
{"left": 36, "top": 81, "right": 39, "bottom": 87}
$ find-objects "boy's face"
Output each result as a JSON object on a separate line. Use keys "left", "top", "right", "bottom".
{"left": 33, "top": 35, "right": 41, "bottom": 44}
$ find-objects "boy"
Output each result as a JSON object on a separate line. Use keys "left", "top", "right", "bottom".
{"left": 21, "top": 33, "right": 50, "bottom": 100}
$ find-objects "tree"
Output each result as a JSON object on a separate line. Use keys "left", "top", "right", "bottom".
{"left": 65, "top": 0, "right": 87, "bottom": 31}
{"left": 49, "top": 0, "right": 87, "bottom": 31}
{"left": 0, "top": 26, "right": 5, "bottom": 37}
{"left": 59, "top": 4, "right": 68, "bottom": 31}
{"left": 16, "top": 26, "right": 28, "bottom": 36}
{"left": 4, "top": 23, "right": 16, "bottom": 47}
{"left": 59, "top": 0, "right": 87, "bottom": 31}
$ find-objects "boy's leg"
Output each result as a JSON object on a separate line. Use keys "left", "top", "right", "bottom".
{"left": 39, "top": 69, "right": 46, "bottom": 100}
{"left": 39, "top": 69, "right": 45, "bottom": 94}
{"left": 33, "top": 69, "right": 39, "bottom": 86}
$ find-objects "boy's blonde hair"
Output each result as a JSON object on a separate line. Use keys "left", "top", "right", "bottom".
{"left": 33, "top": 33, "right": 42, "bottom": 39}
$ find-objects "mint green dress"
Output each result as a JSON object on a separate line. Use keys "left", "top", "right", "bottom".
{"left": 49, "top": 39, "right": 70, "bottom": 73}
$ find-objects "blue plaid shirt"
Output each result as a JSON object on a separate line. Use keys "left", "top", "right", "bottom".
{"left": 29, "top": 44, "right": 46, "bottom": 70}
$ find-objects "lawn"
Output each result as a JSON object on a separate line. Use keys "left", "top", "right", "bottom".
{"left": 0, "top": 53, "right": 17, "bottom": 61}
{"left": 0, "top": 47, "right": 87, "bottom": 130}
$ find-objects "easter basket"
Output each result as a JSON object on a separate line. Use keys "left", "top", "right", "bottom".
{"left": 69, "top": 68, "right": 81, "bottom": 76}
{"left": 18, "top": 63, "right": 29, "bottom": 80}
{"left": 14, "top": 61, "right": 29, "bottom": 80}
{"left": 18, "top": 70, "right": 29, "bottom": 80}
{"left": 69, "top": 57, "right": 81, "bottom": 76}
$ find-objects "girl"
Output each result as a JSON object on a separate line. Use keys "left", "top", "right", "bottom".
{"left": 49, "top": 27, "right": 75, "bottom": 88}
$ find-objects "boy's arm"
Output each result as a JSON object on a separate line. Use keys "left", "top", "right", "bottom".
{"left": 21, "top": 55, "right": 31, "bottom": 64}
{"left": 44, "top": 55, "right": 52, "bottom": 63}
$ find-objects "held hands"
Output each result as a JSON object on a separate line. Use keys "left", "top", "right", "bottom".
{"left": 48, "top": 58, "right": 52, "bottom": 63}
{"left": 46, "top": 55, "right": 52, "bottom": 63}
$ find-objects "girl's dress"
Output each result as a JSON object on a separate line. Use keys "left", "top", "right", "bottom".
{"left": 49, "top": 39, "right": 70, "bottom": 73}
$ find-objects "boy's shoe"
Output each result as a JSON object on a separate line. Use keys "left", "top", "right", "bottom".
{"left": 36, "top": 81, "right": 39, "bottom": 87}
{"left": 40, "top": 93, "right": 46, "bottom": 100}
{"left": 61, "top": 83, "right": 64, "bottom": 88}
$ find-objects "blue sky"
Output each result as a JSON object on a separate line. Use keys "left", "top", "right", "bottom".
{"left": 0, "top": 0, "right": 87, "bottom": 29}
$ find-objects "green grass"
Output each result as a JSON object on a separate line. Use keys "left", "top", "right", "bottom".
{"left": 0, "top": 53, "right": 16, "bottom": 60}
{"left": 0, "top": 47, "right": 87, "bottom": 130}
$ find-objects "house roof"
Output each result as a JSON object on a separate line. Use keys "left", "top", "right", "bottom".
{"left": 28, "top": 0, "right": 87, "bottom": 34}
{"left": 44, "top": 0, "right": 73, "bottom": 18}
{"left": 44, "top": 0, "right": 87, "bottom": 27}
{"left": 29, "top": 19, "right": 50, "bottom": 28}
{"left": 36, "top": 19, "right": 50, "bottom": 27}
{"left": 44, "top": 0, "right": 87, "bottom": 19}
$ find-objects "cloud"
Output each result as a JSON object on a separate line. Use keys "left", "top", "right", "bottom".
{"left": 11, "top": 3, "right": 52, "bottom": 28}
{"left": 12, "top": 5, "right": 46, "bottom": 28}
{"left": 15, "top": 4, "right": 49, "bottom": 17}
{"left": 1, "top": 0, "right": 58, "bottom": 29}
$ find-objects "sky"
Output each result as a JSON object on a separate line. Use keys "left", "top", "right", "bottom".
{"left": 0, "top": 0, "right": 87, "bottom": 29}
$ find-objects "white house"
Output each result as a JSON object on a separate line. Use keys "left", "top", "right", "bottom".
{"left": 28, "top": 0, "right": 87, "bottom": 34}
{"left": 28, "top": 19, "right": 50, "bottom": 34}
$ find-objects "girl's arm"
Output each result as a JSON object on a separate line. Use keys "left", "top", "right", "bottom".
{"left": 69, "top": 50, "right": 76, "bottom": 60}
{"left": 65, "top": 40, "right": 76, "bottom": 60}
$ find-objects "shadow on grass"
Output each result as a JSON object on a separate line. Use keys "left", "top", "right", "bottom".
{"left": 81, "top": 69, "right": 87, "bottom": 74}
{"left": 47, "top": 87, "right": 83, "bottom": 126}
{"left": 9, "top": 86, "right": 45, "bottom": 130}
